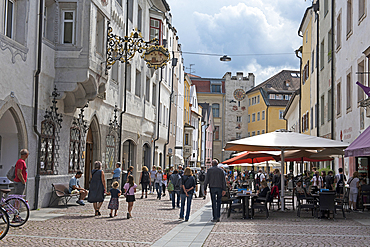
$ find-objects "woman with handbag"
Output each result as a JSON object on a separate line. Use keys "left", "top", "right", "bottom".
{"left": 123, "top": 175, "right": 137, "bottom": 219}
{"left": 179, "top": 167, "right": 196, "bottom": 221}
{"left": 87, "top": 161, "right": 107, "bottom": 216}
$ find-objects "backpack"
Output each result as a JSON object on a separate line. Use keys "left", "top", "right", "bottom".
{"left": 255, "top": 173, "right": 261, "bottom": 185}
{"left": 142, "top": 171, "right": 150, "bottom": 183}
{"left": 337, "top": 174, "right": 344, "bottom": 188}
{"left": 199, "top": 171, "right": 205, "bottom": 182}
{"left": 167, "top": 181, "right": 174, "bottom": 192}
{"left": 6, "top": 165, "right": 16, "bottom": 182}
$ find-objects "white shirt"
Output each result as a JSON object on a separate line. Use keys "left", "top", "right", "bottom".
{"left": 255, "top": 172, "right": 265, "bottom": 181}
{"left": 311, "top": 176, "right": 323, "bottom": 188}
{"left": 234, "top": 171, "right": 238, "bottom": 178}
{"left": 348, "top": 177, "right": 359, "bottom": 194}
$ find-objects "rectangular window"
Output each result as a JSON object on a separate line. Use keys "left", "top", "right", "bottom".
{"left": 159, "top": 103, "right": 162, "bottom": 124}
{"left": 257, "top": 95, "right": 260, "bottom": 103}
{"left": 236, "top": 133, "right": 241, "bottom": 139}
{"left": 135, "top": 70, "right": 141, "bottom": 97}
{"left": 137, "top": 5, "right": 142, "bottom": 33}
{"left": 248, "top": 132, "right": 250, "bottom": 137}
{"left": 347, "top": 72, "right": 352, "bottom": 109}
{"left": 311, "top": 107, "right": 314, "bottom": 129}
{"left": 126, "top": 64, "right": 131, "bottom": 92}
{"left": 315, "top": 104, "right": 318, "bottom": 127}
{"left": 257, "top": 131, "right": 260, "bottom": 135}
{"left": 337, "top": 14, "right": 341, "bottom": 48}
{"left": 248, "top": 115, "right": 250, "bottom": 123}
{"left": 111, "top": 63, "right": 118, "bottom": 82}
{"left": 163, "top": 105, "right": 166, "bottom": 125}
{"left": 145, "top": 77, "right": 150, "bottom": 102}
{"left": 262, "top": 111, "right": 265, "bottom": 120}
{"left": 185, "top": 133, "right": 189, "bottom": 145}
{"left": 96, "top": 11, "right": 105, "bottom": 54}
{"left": 62, "top": 10, "right": 75, "bottom": 44}
{"left": 320, "top": 39, "right": 325, "bottom": 69}
{"left": 312, "top": 50, "right": 315, "bottom": 73}
{"left": 252, "top": 113, "right": 256, "bottom": 122}
{"left": 252, "top": 131, "right": 255, "bottom": 136}
{"left": 347, "top": 0, "right": 353, "bottom": 35}
{"left": 128, "top": 0, "right": 133, "bottom": 22}
{"left": 257, "top": 112, "right": 260, "bottom": 121}
{"left": 321, "top": 95, "right": 325, "bottom": 125}
{"left": 328, "top": 89, "right": 332, "bottom": 121}
{"left": 279, "top": 110, "right": 284, "bottom": 119}
{"left": 359, "top": 0, "right": 365, "bottom": 19}
{"left": 150, "top": 17, "right": 162, "bottom": 44}
{"left": 4, "top": 0, "right": 14, "bottom": 38}
{"left": 211, "top": 84, "right": 221, "bottom": 93}
{"left": 214, "top": 126, "right": 219, "bottom": 140}
{"left": 237, "top": 116, "right": 241, "bottom": 122}
{"left": 262, "top": 130, "right": 265, "bottom": 134}
{"left": 269, "top": 94, "right": 275, "bottom": 99}
{"left": 358, "top": 61, "right": 365, "bottom": 102}
{"left": 249, "top": 99, "right": 251, "bottom": 106}
{"left": 285, "top": 95, "right": 289, "bottom": 100}
{"left": 328, "top": 29, "right": 332, "bottom": 61}
{"left": 324, "top": 0, "right": 329, "bottom": 16}
{"left": 212, "top": 104, "right": 220, "bottom": 118}
{"left": 337, "top": 82, "right": 341, "bottom": 115}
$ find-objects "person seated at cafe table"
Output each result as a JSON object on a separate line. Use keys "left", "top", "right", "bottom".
{"left": 257, "top": 181, "right": 269, "bottom": 198}
{"left": 295, "top": 180, "right": 305, "bottom": 199}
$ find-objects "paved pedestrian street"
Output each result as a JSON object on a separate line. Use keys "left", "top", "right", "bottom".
{"left": 1, "top": 193, "right": 370, "bottom": 246}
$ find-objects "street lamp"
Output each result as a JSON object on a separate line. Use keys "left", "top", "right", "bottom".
{"left": 220, "top": 55, "right": 231, "bottom": 62}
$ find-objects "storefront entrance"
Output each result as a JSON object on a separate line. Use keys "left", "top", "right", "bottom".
{"left": 84, "top": 128, "right": 93, "bottom": 189}
{"left": 357, "top": 157, "right": 370, "bottom": 184}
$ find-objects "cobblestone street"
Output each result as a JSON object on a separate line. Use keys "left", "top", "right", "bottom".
{"left": 1, "top": 192, "right": 370, "bottom": 246}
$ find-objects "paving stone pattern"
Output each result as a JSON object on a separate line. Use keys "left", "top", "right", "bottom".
{"left": 1, "top": 192, "right": 210, "bottom": 247}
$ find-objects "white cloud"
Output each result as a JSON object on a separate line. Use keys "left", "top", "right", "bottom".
{"left": 168, "top": 0, "right": 311, "bottom": 83}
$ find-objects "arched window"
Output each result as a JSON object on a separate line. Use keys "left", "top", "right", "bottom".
{"left": 106, "top": 134, "right": 116, "bottom": 170}
{"left": 40, "top": 120, "right": 55, "bottom": 174}
{"left": 212, "top": 104, "right": 220, "bottom": 118}
{"left": 69, "top": 126, "right": 81, "bottom": 172}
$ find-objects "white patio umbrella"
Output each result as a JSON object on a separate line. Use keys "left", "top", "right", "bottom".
{"left": 224, "top": 129, "right": 350, "bottom": 211}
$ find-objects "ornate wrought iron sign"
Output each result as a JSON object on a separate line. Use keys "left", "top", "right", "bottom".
{"left": 109, "top": 105, "right": 120, "bottom": 134}
{"left": 106, "top": 21, "right": 169, "bottom": 74}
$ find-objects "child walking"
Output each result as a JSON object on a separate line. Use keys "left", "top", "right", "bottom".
{"left": 107, "top": 181, "right": 121, "bottom": 217}
{"left": 124, "top": 175, "right": 137, "bottom": 219}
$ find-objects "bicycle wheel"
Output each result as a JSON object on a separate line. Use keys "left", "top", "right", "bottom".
{"left": 5, "top": 197, "right": 30, "bottom": 227}
{"left": 0, "top": 206, "right": 10, "bottom": 240}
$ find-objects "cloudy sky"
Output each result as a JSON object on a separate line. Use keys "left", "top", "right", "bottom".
{"left": 168, "top": 0, "right": 312, "bottom": 85}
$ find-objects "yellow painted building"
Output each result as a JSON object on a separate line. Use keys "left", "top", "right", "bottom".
{"left": 298, "top": 7, "right": 313, "bottom": 135}
{"left": 246, "top": 70, "right": 300, "bottom": 135}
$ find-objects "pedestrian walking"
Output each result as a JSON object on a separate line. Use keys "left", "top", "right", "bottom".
{"left": 123, "top": 166, "right": 133, "bottom": 183}
{"left": 88, "top": 161, "right": 107, "bottom": 216}
{"left": 150, "top": 166, "right": 157, "bottom": 194}
{"left": 124, "top": 175, "right": 137, "bottom": 219}
{"left": 204, "top": 160, "right": 227, "bottom": 222}
{"left": 155, "top": 167, "right": 164, "bottom": 200}
{"left": 107, "top": 181, "right": 121, "bottom": 217}
{"left": 139, "top": 166, "right": 150, "bottom": 199}
{"left": 179, "top": 167, "right": 196, "bottom": 221}
{"left": 198, "top": 166, "right": 206, "bottom": 199}
{"left": 13, "top": 149, "right": 29, "bottom": 195}
{"left": 334, "top": 168, "right": 347, "bottom": 195}
{"left": 169, "top": 169, "right": 181, "bottom": 209}
{"left": 111, "top": 162, "right": 122, "bottom": 183}
{"left": 348, "top": 171, "right": 360, "bottom": 211}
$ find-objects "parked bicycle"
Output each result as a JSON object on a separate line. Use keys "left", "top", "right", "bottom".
{"left": 0, "top": 189, "right": 30, "bottom": 227}
{"left": 0, "top": 205, "right": 10, "bottom": 239}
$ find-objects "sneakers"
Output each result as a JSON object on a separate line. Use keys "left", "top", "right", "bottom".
{"left": 140, "top": 195, "right": 143, "bottom": 199}
{"left": 145, "top": 195, "right": 147, "bottom": 198}
{"left": 184, "top": 219, "right": 188, "bottom": 222}
{"left": 76, "top": 200, "right": 85, "bottom": 206}
{"left": 179, "top": 217, "right": 184, "bottom": 220}
{"left": 211, "top": 218, "right": 220, "bottom": 222}
{"left": 12, "top": 217, "right": 24, "bottom": 223}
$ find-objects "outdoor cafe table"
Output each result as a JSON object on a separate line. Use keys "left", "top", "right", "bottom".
{"left": 236, "top": 193, "right": 258, "bottom": 219}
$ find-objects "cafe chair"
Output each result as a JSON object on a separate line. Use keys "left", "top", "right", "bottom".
{"left": 251, "top": 193, "right": 271, "bottom": 219}
{"left": 360, "top": 185, "right": 370, "bottom": 212}
{"left": 319, "top": 192, "right": 336, "bottom": 219}
{"left": 296, "top": 190, "right": 317, "bottom": 218}
{"left": 283, "top": 189, "right": 295, "bottom": 211}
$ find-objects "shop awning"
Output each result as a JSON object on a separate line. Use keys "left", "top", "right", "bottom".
{"left": 345, "top": 125, "right": 370, "bottom": 157}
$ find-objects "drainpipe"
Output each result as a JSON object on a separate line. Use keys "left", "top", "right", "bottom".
{"left": 118, "top": 0, "right": 130, "bottom": 162}
{"left": 295, "top": 47, "right": 302, "bottom": 133}
{"left": 265, "top": 105, "right": 269, "bottom": 132}
{"left": 221, "top": 93, "right": 225, "bottom": 162}
{"left": 314, "top": 2, "right": 320, "bottom": 137}
{"left": 164, "top": 55, "right": 177, "bottom": 168}
{"left": 331, "top": 0, "right": 335, "bottom": 140}
{"left": 153, "top": 68, "right": 163, "bottom": 168}
{"left": 33, "top": 0, "right": 44, "bottom": 210}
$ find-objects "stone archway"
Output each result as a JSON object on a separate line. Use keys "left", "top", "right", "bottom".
{"left": 142, "top": 143, "right": 151, "bottom": 170}
{"left": 84, "top": 115, "right": 101, "bottom": 189}
{"left": 0, "top": 99, "right": 28, "bottom": 178}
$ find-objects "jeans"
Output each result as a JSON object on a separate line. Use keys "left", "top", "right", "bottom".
{"left": 210, "top": 187, "right": 222, "bottom": 220}
{"left": 180, "top": 193, "right": 193, "bottom": 220}
{"left": 199, "top": 182, "right": 205, "bottom": 197}
{"left": 172, "top": 191, "right": 180, "bottom": 208}
{"left": 150, "top": 180, "right": 155, "bottom": 192}
{"left": 155, "top": 183, "right": 162, "bottom": 199}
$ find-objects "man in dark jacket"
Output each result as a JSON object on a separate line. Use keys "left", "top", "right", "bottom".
{"left": 169, "top": 170, "right": 181, "bottom": 209}
{"left": 204, "top": 160, "right": 227, "bottom": 222}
